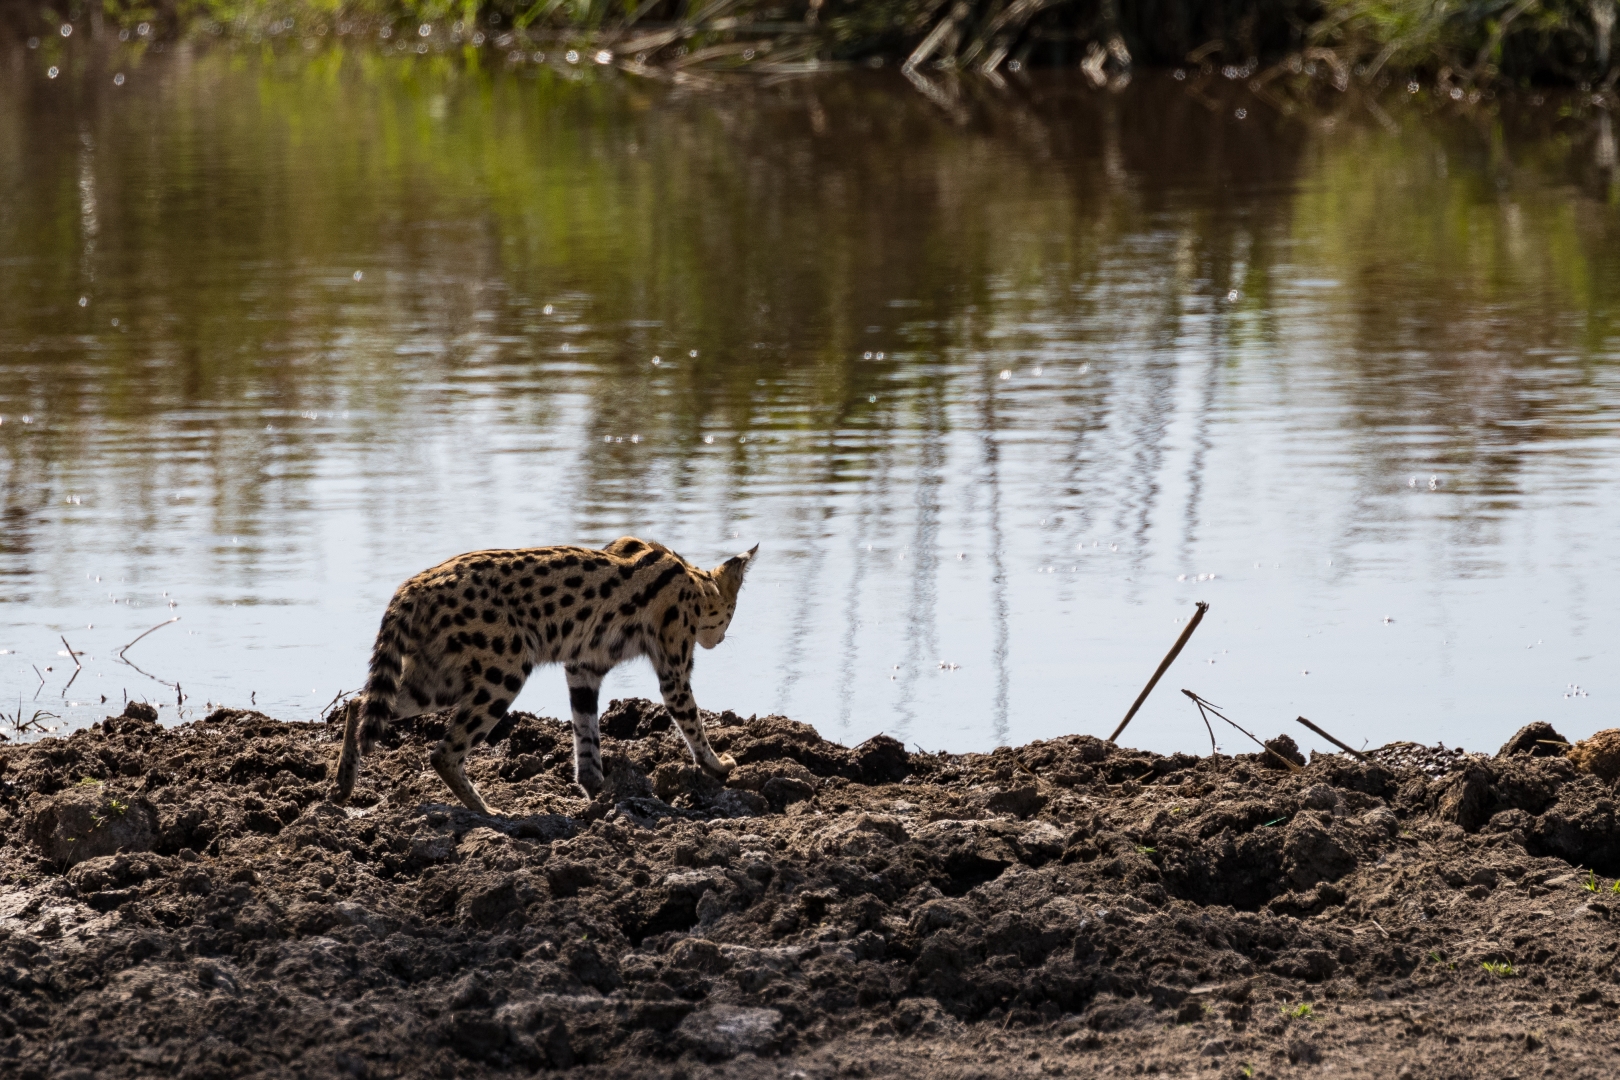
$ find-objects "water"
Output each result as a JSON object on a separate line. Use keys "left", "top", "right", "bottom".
{"left": 3, "top": 43, "right": 1619, "bottom": 755}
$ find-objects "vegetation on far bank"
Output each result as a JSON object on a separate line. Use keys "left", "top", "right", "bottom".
{"left": 9, "top": 0, "right": 1620, "bottom": 88}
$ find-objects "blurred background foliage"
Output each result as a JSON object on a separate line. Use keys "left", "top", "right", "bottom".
{"left": 4, "top": 0, "right": 1620, "bottom": 85}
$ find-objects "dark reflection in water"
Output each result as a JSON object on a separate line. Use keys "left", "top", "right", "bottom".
{"left": 2, "top": 45, "right": 1619, "bottom": 752}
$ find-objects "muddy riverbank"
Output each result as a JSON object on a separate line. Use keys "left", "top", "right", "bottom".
{"left": 3, "top": 701, "right": 1620, "bottom": 1077}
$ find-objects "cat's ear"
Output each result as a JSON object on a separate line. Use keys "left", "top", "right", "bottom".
{"left": 717, "top": 544, "right": 758, "bottom": 591}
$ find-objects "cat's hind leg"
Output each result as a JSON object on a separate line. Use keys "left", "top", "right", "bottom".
{"left": 565, "top": 663, "right": 606, "bottom": 797}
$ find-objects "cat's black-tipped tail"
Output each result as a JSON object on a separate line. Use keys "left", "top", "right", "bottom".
{"left": 333, "top": 605, "right": 409, "bottom": 804}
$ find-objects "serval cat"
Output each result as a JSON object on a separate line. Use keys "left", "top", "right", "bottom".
{"left": 333, "top": 536, "right": 756, "bottom": 815}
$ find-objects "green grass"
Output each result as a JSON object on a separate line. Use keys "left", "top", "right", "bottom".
{"left": 1584, "top": 869, "right": 1600, "bottom": 892}
{"left": 1481, "top": 960, "right": 1516, "bottom": 977}
{"left": 1281, "top": 1001, "right": 1315, "bottom": 1020}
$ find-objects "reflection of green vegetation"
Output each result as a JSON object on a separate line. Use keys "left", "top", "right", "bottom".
{"left": 3, "top": 49, "right": 1620, "bottom": 551}
{"left": 1287, "top": 104, "right": 1620, "bottom": 492}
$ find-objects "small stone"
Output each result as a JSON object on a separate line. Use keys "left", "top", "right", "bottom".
{"left": 676, "top": 1005, "right": 782, "bottom": 1060}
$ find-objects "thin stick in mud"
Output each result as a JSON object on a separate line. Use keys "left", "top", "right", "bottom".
{"left": 1109, "top": 601, "right": 1208, "bottom": 744}
{"left": 1295, "top": 715, "right": 1371, "bottom": 762}
{"left": 1182, "top": 689, "right": 1303, "bottom": 774}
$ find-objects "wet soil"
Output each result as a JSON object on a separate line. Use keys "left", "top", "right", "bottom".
{"left": 3, "top": 700, "right": 1620, "bottom": 1078}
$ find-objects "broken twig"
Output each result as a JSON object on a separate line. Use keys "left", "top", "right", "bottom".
{"left": 1295, "top": 715, "right": 1370, "bottom": 762}
{"left": 118, "top": 617, "right": 180, "bottom": 661}
{"left": 115, "top": 617, "right": 182, "bottom": 690}
{"left": 1109, "top": 601, "right": 1209, "bottom": 744}
{"left": 1195, "top": 705, "right": 1217, "bottom": 756}
{"left": 1182, "top": 690, "right": 1303, "bottom": 774}
{"left": 319, "top": 688, "right": 355, "bottom": 724}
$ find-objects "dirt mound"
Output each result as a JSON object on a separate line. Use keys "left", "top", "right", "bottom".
{"left": 3, "top": 702, "right": 1620, "bottom": 1077}
{"left": 1567, "top": 728, "right": 1620, "bottom": 783}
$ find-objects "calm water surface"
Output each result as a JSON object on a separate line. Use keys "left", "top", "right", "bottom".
{"left": 3, "top": 43, "right": 1619, "bottom": 754}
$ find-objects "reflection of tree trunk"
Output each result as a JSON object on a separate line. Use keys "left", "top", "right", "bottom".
{"left": 772, "top": 507, "right": 827, "bottom": 715}
{"left": 895, "top": 384, "right": 946, "bottom": 734}
{"left": 1178, "top": 320, "right": 1223, "bottom": 566}
{"left": 835, "top": 516, "right": 874, "bottom": 732}
{"left": 77, "top": 125, "right": 98, "bottom": 286}
{"left": 777, "top": 418, "right": 869, "bottom": 716}
{"left": 1594, "top": 0, "right": 1615, "bottom": 73}
{"left": 981, "top": 371, "right": 1010, "bottom": 743}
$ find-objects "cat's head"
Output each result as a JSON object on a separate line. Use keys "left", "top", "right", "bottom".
{"left": 697, "top": 544, "right": 758, "bottom": 648}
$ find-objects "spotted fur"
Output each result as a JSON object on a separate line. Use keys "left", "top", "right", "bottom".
{"left": 333, "top": 536, "right": 756, "bottom": 815}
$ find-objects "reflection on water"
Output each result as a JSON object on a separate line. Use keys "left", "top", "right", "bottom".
{"left": 3, "top": 45, "right": 1619, "bottom": 754}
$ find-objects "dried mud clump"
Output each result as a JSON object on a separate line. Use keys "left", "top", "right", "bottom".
{"left": 1498, "top": 720, "right": 1570, "bottom": 758}
{"left": 3, "top": 702, "right": 1620, "bottom": 1078}
{"left": 1567, "top": 728, "right": 1620, "bottom": 783}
